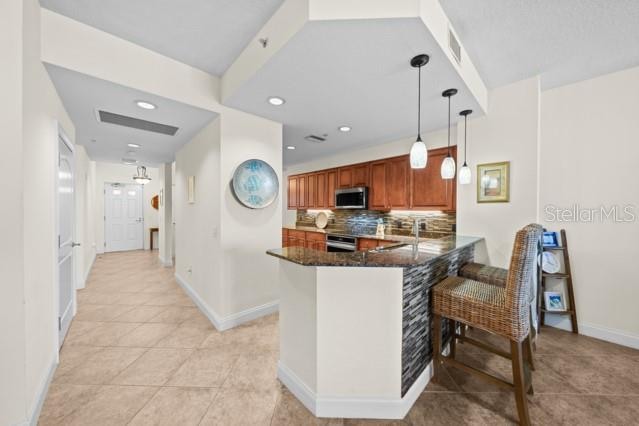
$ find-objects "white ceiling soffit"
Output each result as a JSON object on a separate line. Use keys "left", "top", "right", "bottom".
{"left": 45, "top": 64, "right": 217, "bottom": 166}
{"left": 38, "top": 0, "right": 284, "bottom": 76}
{"left": 224, "top": 18, "right": 483, "bottom": 165}
{"left": 440, "top": 0, "right": 639, "bottom": 90}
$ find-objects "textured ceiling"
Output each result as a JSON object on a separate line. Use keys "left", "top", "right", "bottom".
{"left": 39, "top": 0, "right": 284, "bottom": 76}
{"left": 224, "top": 19, "right": 482, "bottom": 165}
{"left": 46, "top": 64, "right": 217, "bottom": 166}
{"left": 440, "top": 0, "right": 639, "bottom": 89}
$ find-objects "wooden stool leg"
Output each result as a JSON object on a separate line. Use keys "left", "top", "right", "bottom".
{"left": 433, "top": 314, "right": 443, "bottom": 377}
{"left": 524, "top": 332, "right": 535, "bottom": 371}
{"left": 511, "top": 340, "right": 531, "bottom": 426}
{"left": 448, "top": 319, "right": 457, "bottom": 359}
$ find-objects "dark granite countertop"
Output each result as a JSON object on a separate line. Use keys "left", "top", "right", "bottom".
{"left": 267, "top": 235, "right": 483, "bottom": 268}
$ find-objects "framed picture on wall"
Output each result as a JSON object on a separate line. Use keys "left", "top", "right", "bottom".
{"left": 477, "top": 161, "right": 510, "bottom": 203}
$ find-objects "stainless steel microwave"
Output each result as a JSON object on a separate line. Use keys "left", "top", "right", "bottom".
{"left": 335, "top": 187, "right": 368, "bottom": 209}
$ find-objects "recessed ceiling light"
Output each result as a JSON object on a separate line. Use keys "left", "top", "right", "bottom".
{"left": 268, "top": 96, "right": 285, "bottom": 106}
{"left": 286, "top": 145, "right": 296, "bottom": 150}
{"left": 338, "top": 125, "right": 352, "bottom": 132}
{"left": 127, "top": 143, "right": 141, "bottom": 148}
{"left": 122, "top": 158, "right": 138, "bottom": 165}
{"left": 135, "top": 100, "right": 156, "bottom": 110}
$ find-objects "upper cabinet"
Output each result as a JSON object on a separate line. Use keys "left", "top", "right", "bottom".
{"left": 410, "top": 146, "right": 456, "bottom": 211}
{"left": 287, "top": 147, "right": 456, "bottom": 211}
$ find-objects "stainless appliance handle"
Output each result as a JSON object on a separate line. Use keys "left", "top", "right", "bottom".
{"left": 326, "top": 242, "right": 357, "bottom": 250}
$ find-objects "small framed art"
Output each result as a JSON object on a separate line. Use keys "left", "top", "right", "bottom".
{"left": 477, "top": 161, "right": 510, "bottom": 203}
{"left": 544, "top": 291, "right": 566, "bottom": 312}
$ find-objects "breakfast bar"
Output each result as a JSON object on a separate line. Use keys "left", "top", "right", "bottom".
{"left": 266, "top": 235, "right": 483, "bottom": 419}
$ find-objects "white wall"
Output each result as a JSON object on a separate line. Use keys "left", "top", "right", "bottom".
{"left": 175, "top": 119, "right": 224, "bottom": 314}
{"left": 175, "top": 109, "right": 283, "bottom": 324}
{"left": 23, "top": 0, "right": 77, "bottom": 422}
{"left": 540, "top": 67, "right": 639, "bottom": 342}
{"left": 158, "top": 163, "right": 173, "bottom": 266}
{"left": 0, "top": 1, "right": 27, "bottom": 423}
{"left": 94, "top": 162, "right": 160, "bottom": 253}
{"left": 456, "top": 77, "right": 541, "bottom": 267}
{"left": 74, "top": 145, "right": 97, "bottom": 289}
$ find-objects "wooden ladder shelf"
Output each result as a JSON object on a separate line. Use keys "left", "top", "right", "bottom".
{"left": 538, "top": 229, "right": 578, "bottom": 333}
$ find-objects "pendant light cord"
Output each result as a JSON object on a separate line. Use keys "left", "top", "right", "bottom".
{"left": 447, "top": 95, "right": 451, "bottom": 156}
{"left": 417, "top": 65, "right": 422, "bottom": 140}
{"left": 464, "top": 114, "right": 467, "bottom": 164}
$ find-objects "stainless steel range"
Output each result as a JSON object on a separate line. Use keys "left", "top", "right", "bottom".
{"left": 326, "top": 234, "right": 357, "bottom": 252}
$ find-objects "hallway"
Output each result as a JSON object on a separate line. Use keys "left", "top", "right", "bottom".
{"left": 39, "top": 251, "right": 639, "bottom": 425}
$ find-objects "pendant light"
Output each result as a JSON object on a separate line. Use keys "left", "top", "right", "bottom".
{"left": 458, "top": 109, "right": 473, "bottom": 185}
{"left": 133, "top": 166, "right": 151, "bottom": 185}
{"left": 441, "top": 88, "right": 458, "bottom": 179}
{"left": 409, "top": 54, "right": 430, "bottom": 169}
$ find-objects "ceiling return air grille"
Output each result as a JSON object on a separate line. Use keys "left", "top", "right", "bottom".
{"left": 448, "top": 28, "right": 462, "bottom": 65}
{"left": 97, "top": 110, "right": 179, "bottom": 136}
{"left": 304, "top": 134, "right": 327, "bottom": 143}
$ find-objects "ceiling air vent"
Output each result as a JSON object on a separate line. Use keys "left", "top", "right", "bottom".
{"left": 304, "top": 134, "right": 327, "bottom": 143}
{"left": 448, "top": 28, "right": 462, "bottom": 65}
{"left": 97, "top": 110, "right": 179, "bottom": 136}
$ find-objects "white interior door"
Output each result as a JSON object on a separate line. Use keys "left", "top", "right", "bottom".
{"left": 105, "top": 183, "right": 144, "bottom": 252}
{"left": 58, "top": 134, "right": 75, "bottom": 346}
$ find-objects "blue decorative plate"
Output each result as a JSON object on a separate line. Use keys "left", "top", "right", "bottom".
{"left": 231, "top": 159, "right": 279, "bottom": 209}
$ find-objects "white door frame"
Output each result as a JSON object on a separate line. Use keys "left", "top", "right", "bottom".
{"left": 54, "top": 122, "right": 76, "bottom": 352}
{"left": 103, "top": 182, "right": 145, "bottom": 252}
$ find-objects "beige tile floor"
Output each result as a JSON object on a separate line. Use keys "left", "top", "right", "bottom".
{"left": 39, "top": 250, "right": 639, "bottom": 425}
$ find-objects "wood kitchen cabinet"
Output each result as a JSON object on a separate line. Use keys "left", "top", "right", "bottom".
{"left": 305, "top": 231, "right": 326, "bottom": 251}
{"left": 338, "top": 167, "right": 352, "bottom": 188}
{"left": 307, "top": 173, "right": 317, "bottom": 208}
{"left": 338, "top": 163, "right": 369, "bottom": 188}
{"left": 369, "top": 160, "right": 388, "bottom": 209}
{"left": 327, "top": 169, "right": 337, "bottom": 208}
{"left": 357, "top": 238, "right": 379, "bottom": 251}
{"left": 298, "top": 175, "right": 307, "bottom": 209}
{"left": 410, "top": 146, "right": 456, "bottom": 211}
{"left": 287, "top": 176, "right": 298, "bottom": 209}
{"left": 283, "top": 229, "right": 326, "bottom": 251}
{"left": 386, "top": 156, "right": 410, "bottom": 209}
{"left": 286, "top": 148, "right": 455, "bottom": 211}
{"left": 316, "top": 172, "right": 327, "bottom": 208}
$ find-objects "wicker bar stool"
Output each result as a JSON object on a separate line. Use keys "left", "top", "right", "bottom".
{"left": 458, "top": 224, "right": 543, "bottom": 361}
{"left": 432, "top": 224, "right": 543, "bottom": 426}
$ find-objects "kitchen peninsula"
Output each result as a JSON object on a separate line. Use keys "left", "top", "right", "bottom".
{"left": 266, "top": 235, "right": 482, "bottom": 419}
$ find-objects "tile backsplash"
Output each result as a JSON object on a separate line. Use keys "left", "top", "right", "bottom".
{"left": 296, "top": 209, "right": 456, "bottom": 237}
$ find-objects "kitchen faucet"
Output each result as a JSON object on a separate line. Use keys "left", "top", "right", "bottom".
{"left": 413, "top": 218, "right": 420, "bottom": 245}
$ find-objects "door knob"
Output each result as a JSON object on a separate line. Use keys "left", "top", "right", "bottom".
{"left": 71, "top": 242, "right": 81, "bottom": 247}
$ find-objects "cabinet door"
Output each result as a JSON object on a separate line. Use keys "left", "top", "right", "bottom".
{"left": 316, "top": 172, "right": 327, "bottom": 208}
{"left": 369, "top": 161, "right": 388, "bottom": 209}
{"left": 352, "top": 163, "right": 370, "bottom": 187}
{"left": 307, "top": 173, "right": 316, "bottom": 208}
{"left": 327, "top": 169, "right": 337, "bottom": 208}
{"left": 387, "top": 156, "right": 410, "bottom": 209}
{"left": 298, "top": 175, "right": 307, "bottom": 209}
{"left": 357, "top": 238, "right": 379, "bottom": 251}
{"left": 287, "top": 176, "right": 298, "bottom": 209}
{"left": 282, "top": 228, "right": 289, "bottom": 247}
{"left": 338, "top": 167, "right": 353, "bottom": 188}
{"left": 410, "top": 147, "right": 456, "bottom": 210}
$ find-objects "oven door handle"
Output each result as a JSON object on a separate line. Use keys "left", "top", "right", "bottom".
{"left": 326, "top": 242, "right": 357, "bottom": 251}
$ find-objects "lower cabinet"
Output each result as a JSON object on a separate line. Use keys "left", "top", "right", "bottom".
{"left": 357, "top": 238, "right": 399, "bottom": 251}
{"left": 283, "top": 229, "right": 326, "bottom": 251}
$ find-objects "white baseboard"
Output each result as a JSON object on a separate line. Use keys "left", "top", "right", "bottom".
{"left": 158, "top": 255, "right": 173, "bottom": 267}
{"left": 544, "top": 315, "right": 639, "bottom": 350}
{"left": 78, "top": 251, "right": 96, "bottom": 289}
{"left": 277, "top": 360, "right": 432, "bottom": 420}
{"left": 174, "top": 273, "right": 278, "bottom": 332}
{"left": 25, "top": 358, "right": 57, "bottom": 426}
